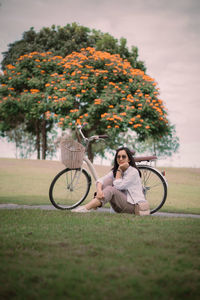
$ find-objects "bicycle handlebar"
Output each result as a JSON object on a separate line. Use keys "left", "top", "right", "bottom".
{"left": 98, "top": 135, "right": 109, "bottom": 139}
{"left": 77, "top": 125, "right": 109, "bottom": 142}
{"left": 88, "top": 135, "right": 109, "bottom": 142}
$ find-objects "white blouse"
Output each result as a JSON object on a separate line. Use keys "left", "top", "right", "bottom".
{"left": 97, "top": 166, "right": 146, "bottom": 205}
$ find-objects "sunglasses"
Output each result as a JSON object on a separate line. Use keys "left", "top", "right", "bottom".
{"left": 117, "top": 155, "right": 127, "bottom": 159}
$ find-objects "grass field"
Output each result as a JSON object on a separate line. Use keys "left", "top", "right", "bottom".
{"left": 0, "top": 158, "right": 200, "bottom": 299}
{"left": 0, "top": 158, "right": 200, "bottom": 214}
{"left": 0, "top": 210, "right": 200, "bottom": 299}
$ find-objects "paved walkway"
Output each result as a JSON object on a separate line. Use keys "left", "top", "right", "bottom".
{"left": 0, "top": 203, "right": 200, "bottom": 218}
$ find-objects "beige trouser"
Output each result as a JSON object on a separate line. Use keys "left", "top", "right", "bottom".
{"left": 98, "top": 178, "right": 135, "bottom": 214}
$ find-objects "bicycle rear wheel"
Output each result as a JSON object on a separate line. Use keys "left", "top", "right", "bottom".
{"left": 49, "top": 168, "right": 91, "bottom": 210}
{"left": 138, "top": 165, "right": 167, "bottom": 214}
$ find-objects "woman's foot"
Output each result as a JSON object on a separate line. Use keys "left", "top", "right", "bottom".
{"left": 71, "top": 206, "right": 92, "bottom": 213}
{"left": 134, "top": 201, "right": 150, "bottom": 216}
{"left": 85, "top": 198, "right": 102, "bottom": 210}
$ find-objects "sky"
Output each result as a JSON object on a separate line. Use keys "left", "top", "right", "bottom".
{"left": 0, "top": 0, "right": 200, "bottom": 167}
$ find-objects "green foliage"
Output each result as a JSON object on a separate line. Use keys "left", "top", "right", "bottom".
{"left": 134, "top": 125, "right": 180, "bottom": 158}
{"left": 0, "top": 51, "right": 63, "bottom": 120}
{"left": 45, "top": 47, "right": 170, "bottom": 160}
{"left": 1, "top": 23, "right": 146, "bottom": 71}
{"left": 0, "top": 23, "right": 179, "bottom": 160}
{"left": 3, "top": 124, "right": 57, "bottom": 159}
{"left": 2, "top": 124, "right": 34, "bottom": 158}
{"left": 0, "top": 52, "right": 64, "bottom": 158}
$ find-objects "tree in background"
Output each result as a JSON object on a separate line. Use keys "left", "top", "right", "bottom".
{"left": 3, "top": 124, "right": 58, "bottom": 159}
{"left": 0, "top": 23, "right": 147, "bottom": 160}
{"left": 45, "top": 47, "right": 170, "bottom": 161}
{"left": 3, "top": 124, "right": 36, "bottom": 159}
{"left": 0, "top": 51, "right": 64, "bottom": 159}
{"left": 0, "top": 23, "right": 179, "bottom": 161}
{"left": 1, "top": 23, "right": 146, "bottom": 71}
{"left": 134, "top": 125, "right": 180, "bottom": 158}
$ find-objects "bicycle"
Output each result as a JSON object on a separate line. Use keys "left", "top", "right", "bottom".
{"left": 49, "top": 125, "right": 168, "bottom": 214}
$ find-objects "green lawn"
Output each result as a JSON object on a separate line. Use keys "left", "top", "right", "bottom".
{"left": 0, "top": 210, "right": 199, "bottom": 299}
{"left": 0, "top": 158, "right": 200, "bottom": 214}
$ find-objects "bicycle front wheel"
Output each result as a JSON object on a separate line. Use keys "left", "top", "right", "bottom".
{"left": 49, "top": 168, "right": 92, "bottom": 210}
{"left": 138, "top": 165, "right": 167, "bottom": 214}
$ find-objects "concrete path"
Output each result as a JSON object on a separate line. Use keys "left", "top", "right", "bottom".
{"left": 0, "top": 203, "right": 200, "bottom": 218}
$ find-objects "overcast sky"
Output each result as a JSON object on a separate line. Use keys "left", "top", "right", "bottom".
{"left": 0, "top": 0, "right": 200, "bottom": 167}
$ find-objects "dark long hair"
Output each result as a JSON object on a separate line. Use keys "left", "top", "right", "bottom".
{"left": 112, "top": 147, "right": 141, "bottom": 177}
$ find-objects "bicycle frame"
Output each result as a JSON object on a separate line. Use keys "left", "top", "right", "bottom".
{"left": 83, "top": 156, "right": 99, "bottom": 181}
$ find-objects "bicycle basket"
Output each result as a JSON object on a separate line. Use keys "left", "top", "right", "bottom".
{"left": 60, "top": 138, "right": 85, "bottom": 168}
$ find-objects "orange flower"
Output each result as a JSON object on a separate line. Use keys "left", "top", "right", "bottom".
{"left": 30, "top": 89, "right": 40, "bottom": 94}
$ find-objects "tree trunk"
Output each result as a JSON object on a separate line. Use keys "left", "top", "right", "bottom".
{"left": 41, "top": 118, "right": 47, "bottom": 160}
{"left": 35, "top": 120, "right": 40, "bottom": 160}
{"left": 87, "top": 143, "right": 94, "bottom": 163}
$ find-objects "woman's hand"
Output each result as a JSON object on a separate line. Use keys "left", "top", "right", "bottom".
{"left": 96, "top": 190, "right": 104, "bottom": 199}
{"left": 118, "top": 162, "right": 129, "bottom": 172}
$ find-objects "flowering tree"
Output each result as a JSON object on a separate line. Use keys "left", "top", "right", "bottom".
{"left": 45, "top": 47, "right": 170, "bottom": 161}
{"left": 0, "top": 51, "right": 64, "bottom": 159}
{"left": 1, "top": 23, "right": 145, "bottom": 72}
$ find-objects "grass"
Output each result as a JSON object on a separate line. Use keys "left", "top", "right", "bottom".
{"left": 0, "top": 158, "right": 200, "bottom": 214}
{"left": 0, "top": 158, "right": 200, "bottom": 299}
{"left": 0, "top": 210, "right": 199, "bottom": 299}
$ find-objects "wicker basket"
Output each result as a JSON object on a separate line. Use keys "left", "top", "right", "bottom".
{"left": 60, "top": 138, "right": 85, "bottom": 168}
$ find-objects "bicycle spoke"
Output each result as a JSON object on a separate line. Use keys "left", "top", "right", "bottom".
{"left": 49, "top": 168, "right": 91, "bottom": 210}
{"left": 138, "top": 165, "right": 167, "bottom": 214}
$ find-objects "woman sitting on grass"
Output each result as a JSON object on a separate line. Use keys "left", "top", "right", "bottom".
{"left": 72, "top": 147, "right": 150, "bottom": 215}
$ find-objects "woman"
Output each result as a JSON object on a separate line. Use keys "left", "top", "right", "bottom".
{"left": 72, "top": 147, "right": 150, "bottom": 215}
